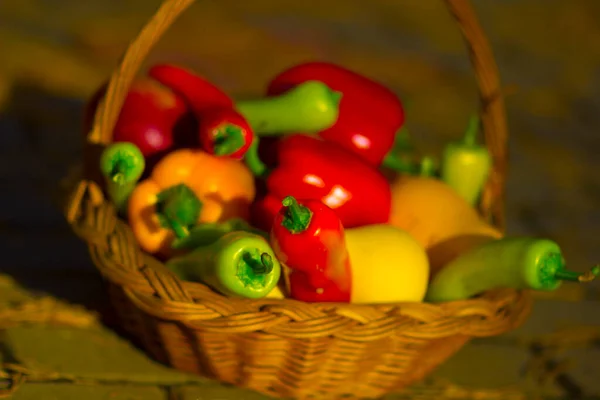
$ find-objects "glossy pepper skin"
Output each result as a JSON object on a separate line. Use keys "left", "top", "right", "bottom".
{"left": 83, "top": 78, "right": 196, "bottom": 168}
{"left": 270, "top": 196, "right": 352, "bottom": 303}
{"left": 441, "top": 115, "right": 492, "bottom": 207}
{"left": 171, "top": 218, "right": 268, "bottom": 251}
{"left": 426, "top": 237, "right": 600, "bottom": 302}
{"left": 267, "top": 62, "right": 405, "bottom": 166}
{"left": 236, "top": 81, "right": 341, "bottom": 135}
{"left": 148, "top": 64, "right": 254, "bottom": 159}
{"left": 128, "top": 148, "right": 255, "bottom": 256}
{"left": 99, "top": 142, "right": 145, "bottom": 213}
{"left": 167, "top": 231, "right": 281, "bottom": 299}
{"left": 197, "top": 107, "right": 254, "bottom": 159}
{"left": 250, "top": 134, "right": 392, "bottom": 232}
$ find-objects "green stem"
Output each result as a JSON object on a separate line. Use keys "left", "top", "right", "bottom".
{"left": 110, "top": 159, "right": 128, "bottom": 185}
{"left": 244, "top": 137, "right": 271, "bottom": 178}
{"left": 213, "top": 124, "right": 246, "bottom": 156}
{"left": 243, "top": 252, "right": 274, "bottom": 275}
{"left": 419, "top": 156, "right": 437, "bottom": 177}
{"left": 555, "top": 265, "right": 600, "bottom": 283}
{"left": 462, "top": 114, "right": 481, "bottom": 147}
{"left": 281, "top": 196, "right": 312, "bottom": 234}
{"left": 155, "top": 184, "right": 202, "bottom": 239}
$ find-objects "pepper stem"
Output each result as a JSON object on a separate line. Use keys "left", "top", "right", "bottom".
{"left": 462, "top": 114, "right": 481, "bottom": 147}
{"left": 212, "top": 124, "right": 246, "bottom": 156}
{"left": 242, "top": 252, "right": 274, "bottom": 275}
{"left": 281, "top": 196, "right": 312, "bottom": 234}
{"left": 419, "top": 156, "right": 437, "bottom": 177}
{"left": 155, "top": 184, "right": 202, "bottom": 239}
{"left": 110, "top": 159, "right": 128, "bottom": 185}
{"left": 554, "top": 265, "right": 600, "bottom": 283}
{"left": 243, "top": 137, "right": 271, "bottom": 179}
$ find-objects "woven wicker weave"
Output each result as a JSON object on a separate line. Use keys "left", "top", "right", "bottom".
{"left": 65, "top": 0, "right": 532, "bottom": 398}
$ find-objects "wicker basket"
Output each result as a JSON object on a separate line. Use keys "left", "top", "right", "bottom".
{"left": 65, "top": 0, "right": 532, "bottom": 398}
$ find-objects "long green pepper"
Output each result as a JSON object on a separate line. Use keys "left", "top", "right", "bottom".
{"left": 99, "top": 142, "right": 145, "bottom": 213}
{"left": 167, "top": 231, "right": 281, "bottom": 299}
{"left": 426, "top": 237, "right": 599, "bottom": 302}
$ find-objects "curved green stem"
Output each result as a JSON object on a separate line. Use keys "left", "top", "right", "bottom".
{"left": 244, "top": 137, "right": 271, "bottom": 179}
{"left": 418, "top": 156, "right": 437, "bottom": 177}
{"left": 462, "top": 114, "right": 481, "bottom": 147}
{"left": 213, "top": 124, "right": 246, "bottom": 156}
{"left": 242, "top": 252, "right": 274, "bottom": 275}
{"left": 155, "top": 184, "right": 202, "bottom": 239}
{"left": 555, "top": 265, "right": 600, "bottom": 283}
{"left": 281, "top": 196, "right": 312, "bottom": 233}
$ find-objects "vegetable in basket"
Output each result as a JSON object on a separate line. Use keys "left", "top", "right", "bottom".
{"left": 171, "top": 218, "right": 268, "bottom": 251}
{"left": 426, "top": 237, "right": 600, "bottom": 302}
{"left": 167, "top": 231, "right": 281, "bottom": 299}
{"left": 148, "top": 64, "right": 254, "bottom": 158}
{"left": 387, "top": 172, "right": 501, "bottom": 277}
{"left": 249, "top": 134, "right": 391, "bottom": 232}
{"left": 83, "top": 78, "right": 196, "bottom": 167}
{"left": 270, "top": 196, "right": 430, "bottom": 303}
{"left": 440, "top": 115, "right": 491, "bottom": 206}
{"left": 235, "top": 80, "right": 341, "bottom": 135}
{"left": 99, "top": 142, "right": 145, "bottom": 213}
{"left": 267, "top": 61, "right": 405, "bottom": 166}
{"left": 127, "top": 148, "right": 255, "bottom": 255}
{"left": 270, "top": 196, "right": 352, "bottom": 303}
{"left": 344, "top": 224, "right": 429, "bottom": 303}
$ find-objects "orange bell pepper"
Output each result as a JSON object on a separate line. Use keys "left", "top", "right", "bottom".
{"left": 128, "top": 148, "right": 255, "bottom": 255}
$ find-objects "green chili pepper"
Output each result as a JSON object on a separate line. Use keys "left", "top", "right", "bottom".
{"left": 99, "top": 142, "right": 145, "bottom": 213}
{"left": 440, "top": 115, "right": 492, "bottom": 206}
{"left": 236, "top": 81, "right": 342, "bottom": 135}
{"left": 171, "top": 218, "right": 269, "bottom": 250}
{"left": 166, "top": 231, "right": 281, "bottom": 299}
{"left": 426, "top": 237, "right": 600, "bottom": 302}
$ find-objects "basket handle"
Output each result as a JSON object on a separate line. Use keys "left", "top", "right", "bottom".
{"left": 87, "top": 0, "right": 508, "bottom": 230}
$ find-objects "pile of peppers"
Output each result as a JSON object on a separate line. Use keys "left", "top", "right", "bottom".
{"left": 92, "top": 61, "right": 599, "bottom": 304}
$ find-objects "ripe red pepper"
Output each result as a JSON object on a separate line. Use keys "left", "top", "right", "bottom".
{"left": 149, "top": 64, "right": 254, "bottom": 158}
{"left": 267, "top": 62, "right": 405, "bottom": 166}
{"left": 197, "top": 107, "right": 254, "bottom": 159}
{"left": 270, "top": 196, "right": 352, "bottom": 303}
{"left": 250, "top": 134, "right": 391, "bottom": 231}
{"left": 83, "top": 78, "right": 197, "bottom": 167}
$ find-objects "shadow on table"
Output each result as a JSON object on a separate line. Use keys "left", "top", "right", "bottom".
{"left": 0, "top": 82, "right": 127, "bottom": 331}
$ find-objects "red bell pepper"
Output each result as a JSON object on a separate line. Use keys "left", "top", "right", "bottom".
{"left": 249, "top": 134, "right": 391, "bottom": 231}
{"left": 270, "top": 196, "right": 352, "bottom": 303}
{"left": 83, "top": 78, "right": 197, "bottom": 167}
{"left": 149, "top": 64, "right": 254, "bottom": 158}
{"left": 197, "top": 107, "right": 254, "bottom": 159}
{"left": 267, "top": 62, "right": 405, "bottom": 166}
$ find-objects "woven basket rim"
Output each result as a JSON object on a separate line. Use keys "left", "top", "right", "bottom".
{"left": 67, "top": 179, "right": 532, "bottom": 339}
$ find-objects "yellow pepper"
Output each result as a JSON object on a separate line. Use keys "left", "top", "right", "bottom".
{"left": 128, "top": 148, "right": 255, "bottom": 255}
